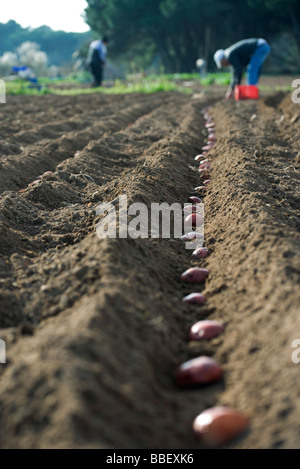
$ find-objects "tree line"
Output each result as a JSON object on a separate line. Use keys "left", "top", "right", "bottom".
{"left": 0, "top": 20, "right": 91, "bottom": 67}
{"left": 84, "top": 0, "right": 300, "bottom": 73}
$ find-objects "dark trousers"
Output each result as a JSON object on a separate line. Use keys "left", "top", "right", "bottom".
{"left": 89, "top": 62, "right": 103, "bottom": 87}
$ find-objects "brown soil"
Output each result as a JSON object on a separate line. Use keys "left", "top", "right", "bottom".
{"left": 0, "top": 84, "right": 299, "bottom": 449}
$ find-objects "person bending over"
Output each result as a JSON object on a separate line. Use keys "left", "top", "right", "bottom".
{"left": 214, "top": 38, "right": 271, "bottom": 98}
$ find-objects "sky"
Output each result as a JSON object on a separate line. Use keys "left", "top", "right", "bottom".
{"left": 1, "top": 0, "right": 90, "bottom": 33}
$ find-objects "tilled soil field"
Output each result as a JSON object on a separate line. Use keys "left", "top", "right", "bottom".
{"left": 0, "top": 88, "right": 299, "bottom": 449}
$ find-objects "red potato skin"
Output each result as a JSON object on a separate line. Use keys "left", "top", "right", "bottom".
{"left": 191, "top": 247, "right": 209, "bottom": 259}
{"left": 180, "top": 232, "right": 203, "bottom": 241}
{"left": 183, "top": 205, "right": 198, "bottom": 213}
{"left": 182, "top": 293, "right": 207, "bottom": 304}
{"left": 198, "top": 158, "right": 209, "bottom": 164}
{"left": 28, "top": 180, "right": 41, "bottom": 187}
{"left": 198, "top": 168, "right": 210, "bottom": 174}
{"left": 188, "top": 196, "right": 202, "bottom": 204}
{"left": 176, "top": 356, "right": 222, "bottom": 386}
{"left": 199, "top": 162, "right": 211, "bottom": 170}
{"left": 198, "top": 158, "right": 209, "bottom": 165}
{"left": 184, "top": 213, "right": 203, "bottom": 228}
{"left": 193, "top": 407, "right": 249, "bottom": 447}
{"left": 189, "top": 320, "right": 224, "bottom": 340}
{"left": 194, "top": 154, "right": 206, "bottom": 161}
{"left": 42, "top": 171, "right": 54, "bottom": 177}
{"left": 199, "top": 174, "right": 210, "bottom": 181}
{"left": 181, "top": 267, "right": 209, "bottom": 283}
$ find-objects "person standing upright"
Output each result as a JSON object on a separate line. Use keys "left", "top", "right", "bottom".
{"left": 214, "top": 38, "right": 271, "bottom": 98}
{"left": 87, "top": 36, "right": 110, "bottom": 87}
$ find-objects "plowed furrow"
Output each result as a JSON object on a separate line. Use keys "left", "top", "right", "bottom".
{"left": 0, "top": 93, "right": 178, "bottom": 193}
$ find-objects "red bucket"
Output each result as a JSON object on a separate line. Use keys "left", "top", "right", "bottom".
{"left": 235, "top": 85, "right": 259, "bottom": 100}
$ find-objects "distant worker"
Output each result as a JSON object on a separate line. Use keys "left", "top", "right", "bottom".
{"left": 86, "top": 36, "right": 110, "bottom": 87}
{"left": 214, "top": 38, "right": 271, "bottom": 98}
{"left": 196, "top": 58, "right": 207, "bottom": 79}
